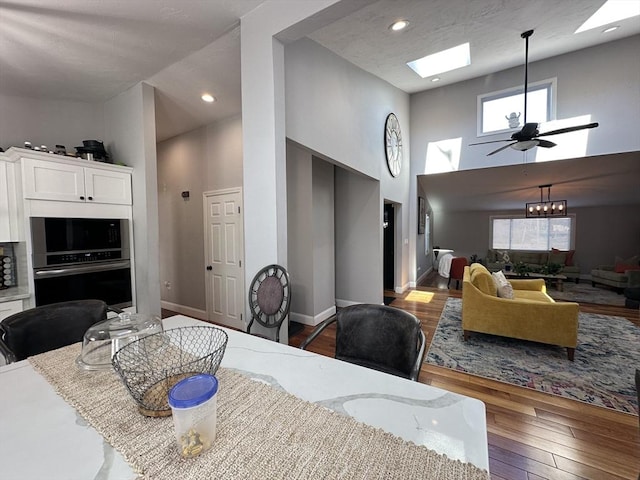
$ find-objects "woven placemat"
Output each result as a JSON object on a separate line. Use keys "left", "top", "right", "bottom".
{"left": 29, "top": 343, "right": 489, "bottom": 479}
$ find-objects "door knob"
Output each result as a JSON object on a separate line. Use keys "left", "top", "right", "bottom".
{"left": 206, "top": 266, "right": 212, "bottom": 271}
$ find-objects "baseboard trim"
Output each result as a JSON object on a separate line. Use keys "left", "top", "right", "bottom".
{"left": 290, "top": 305, "right": 336, "bottom": 327}
{"left": 160, "top": 301, "right": 208, "bottom": 321}
{"left": 417, "top": 267, "right": 433, "bottom": 286}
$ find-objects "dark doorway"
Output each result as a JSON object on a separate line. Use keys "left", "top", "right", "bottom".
{"left": 383, "top": 203, "right": 394, "bottom": 290}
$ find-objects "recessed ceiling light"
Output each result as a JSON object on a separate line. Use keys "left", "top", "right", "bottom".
{"left": 603, "top": 25, "right": 619, "bottom": 33}
{"left": 575, "top": 0, "right": 640, "bottom": 33}
{"left": 407, "top": 43, "right": 471, "bottom": 78}
{"left": 389, "top": 20, "right": 409, "bottom": 31}
{"left": 201, "top": 94, "right": 215, "bottom": 103}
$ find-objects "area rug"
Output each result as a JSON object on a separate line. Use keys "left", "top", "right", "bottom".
{"left": 547, "top": 281, "right": 626, "bottom": 307}
{"left": 425, "top": 298, "right": 639, "bottom": 415}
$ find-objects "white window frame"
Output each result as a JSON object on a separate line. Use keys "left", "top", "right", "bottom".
{"left": 476, "top": 78, "right": 557, "bottom": 137}
{"left": 489, "top": 214, "right": 575, "bottom": 251}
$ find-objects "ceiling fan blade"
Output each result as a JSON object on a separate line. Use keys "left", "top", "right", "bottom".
{"left": 469, "top": 139, "right": 512, "bottom": 146}
{"left": 537, "top": 122, "right": 599, "bottom": 137}
{"left": 487, "top": 142, "right": 516, "bottom": 156}
{"left": 537, "top": 139, "right": 556, "bottom": 148}
{"left": 518, "top": 122, "right": 539, "bottom": 139}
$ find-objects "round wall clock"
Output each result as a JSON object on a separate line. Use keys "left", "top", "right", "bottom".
{"left": 384, "top": 113, "right": 402, "bottom": 177}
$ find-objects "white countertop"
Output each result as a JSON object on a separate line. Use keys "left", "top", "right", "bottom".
{"left": 0, "top": 287, "right": 30, "bottom": 302}
{"left": 0, "top": 315, "right": 488, "bottom": 479}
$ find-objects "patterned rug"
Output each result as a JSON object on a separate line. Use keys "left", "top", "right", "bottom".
{"left": 425, "top": 298, "right": 639, "bottom": 415}
{"left": 547, "top": 281, "right": 626, "bottom": 307}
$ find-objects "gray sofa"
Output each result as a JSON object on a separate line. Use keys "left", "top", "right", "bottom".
{"left": 485, "top": 249, "right": 580, "bottom": 282}
{"left": 591, "top": 257, "right": 640, "bottom": 292}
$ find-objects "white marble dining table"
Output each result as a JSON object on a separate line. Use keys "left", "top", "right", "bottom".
{"left": 0, "top": 314, "right": 489, "bottom": 479}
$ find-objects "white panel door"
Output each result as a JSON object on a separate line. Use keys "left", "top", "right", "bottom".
{"left": 204, "top": 189, "right": 244, "bottom": 330}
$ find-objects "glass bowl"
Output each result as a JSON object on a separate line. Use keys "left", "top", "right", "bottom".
{"left": 76, "top": 312, "right": 163, "bottom": 371}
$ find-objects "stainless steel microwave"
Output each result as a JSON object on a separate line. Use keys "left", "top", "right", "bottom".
{"left": 30, "top": 217, "right": 130, "bottom": 268}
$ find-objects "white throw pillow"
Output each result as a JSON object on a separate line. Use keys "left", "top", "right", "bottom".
{"left": 492, "top": 270, "right": 507, "bottom": 287}
{"left": 492, "top": 270, "right": 514, "bottom": 299}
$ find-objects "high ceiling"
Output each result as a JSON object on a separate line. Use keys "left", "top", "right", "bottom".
{"left": 309, "top": 0, "right": 640, "bottom": 94}
{"left": 1, "top": 0, "right": 639, "bottom": 142}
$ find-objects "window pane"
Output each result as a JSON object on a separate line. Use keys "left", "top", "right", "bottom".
{"left": 492, "top": 219, "right": 510, "bottom": 249}
{"left": 491, "top": 216, "right": 572, "bottom": 252}
{"left": 549, "top": 218, "right": 571, "bottom": 250}
{"left": 510, "top": 218, "right": 549, "bottom": 250}
{"left": 482, "top": 85, "right": 550, "bottom": 133}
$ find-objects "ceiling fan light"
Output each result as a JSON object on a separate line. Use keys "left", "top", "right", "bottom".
{"left": 510, "top": 139, "right": 539, "bottom": 151}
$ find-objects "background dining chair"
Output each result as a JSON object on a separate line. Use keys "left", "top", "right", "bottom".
{"left": 300, "top": 303, "right": 426, "bottom": 381}
{"left": 0, "top": 299, "right": 111, "bottom": 364}
{"left": 448, "top": 256, "right": 468, "bottom": 289}
{"left": 246, "top": 264, "right": 292, "bottom": 343}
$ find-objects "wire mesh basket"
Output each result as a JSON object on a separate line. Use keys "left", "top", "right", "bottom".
{"left": 112, "top": 326, "right": 228, "bottom": 417}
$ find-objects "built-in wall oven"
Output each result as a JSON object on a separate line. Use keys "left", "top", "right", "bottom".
{"left": 30, "top": 217, "right": 132, "bottom": 309}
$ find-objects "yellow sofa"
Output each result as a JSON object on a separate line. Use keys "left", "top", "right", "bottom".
{"left": 462, "top": 263, "right": 580, "bottom": 360}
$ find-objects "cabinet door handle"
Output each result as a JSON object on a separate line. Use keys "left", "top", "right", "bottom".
{"left": 80, "top": 196, "right": 85, "bottom": 200}
{"left": 88, "top": 196, "right": 93, "bottom": 201}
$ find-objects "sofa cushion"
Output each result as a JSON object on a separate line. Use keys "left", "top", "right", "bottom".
{"left": 512, "top": 290, "right": 554, "bottom": 303}
{"left": 615, "top": 255, "right": 640, "bottom": 266}
{"left": 549, "top": 251, "right": 567, "bottom": 266}
{"left": 592, "top": 269, "right": 628, "bottom": 282}
{"left": 552, "top": 248, "right": 575, "bottom": 266}
{"left": 615, "top": 263, "right": 640, "bottom": 273}
{"left": 491, "top": 271, "right": 514, "bottom": 299}
{"left": 486, "top": 249, "right": 499, "bottom": 262}
{"left": 498, "top": 282, "right": 514, "bottom": 298}
{"left": 519, "top": 252, "right": 545, "bottom": 265}
{"left": 471, "top": 268, "right": 497, "bottom": 296}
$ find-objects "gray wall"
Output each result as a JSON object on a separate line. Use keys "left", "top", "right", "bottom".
{"left": 286, "top": 143, "right": 314, "bottom": 319}
{"left": 410, "top": 35, "right": 640, "bottom": 175}
{"left": 104, "top": 82, "right": 160, "bottom": 316}
{"left": 286, "top": 142, "right": 336, "bottom": 324}
{"left": 416, "top": 181, "right": 434, "bottom": 281}
{"left": 432, "top": 204, "right": 640, "bottom": 277}
{"left": 285, "top": 38, "right": 411, "bottom": 299}
{"left": 0, "top": 93, "right": 104, "bottom": 152}
{"left": 335, "top": 167, "right": 381, "bottom": 305}
{"left": 312, "top": 158, "right": 335, "bottom": 315}
{"left": 156, "top": 115, "right": 243, "bottom": 314}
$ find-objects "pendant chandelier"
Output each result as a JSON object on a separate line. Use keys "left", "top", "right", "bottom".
{"left": 525, "top": 184, "right": 567, "bottom": 217}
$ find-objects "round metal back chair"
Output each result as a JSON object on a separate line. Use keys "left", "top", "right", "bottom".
{"left": 246, "top": 264, "right": 291, "bottom": 343}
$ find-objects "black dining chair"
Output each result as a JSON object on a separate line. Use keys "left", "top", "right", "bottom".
{"left": 0, "top": 299, "right": 112, "bottom": 364}
{"left": 246, "top": 264, "right": 292, "bottom": 343}
{"left": 300, "top": 303, "right": 426, "bottom": 381}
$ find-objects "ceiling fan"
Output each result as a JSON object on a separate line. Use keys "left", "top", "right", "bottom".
{"left": 470, "top": 29, "right": 599, "bottom": 156}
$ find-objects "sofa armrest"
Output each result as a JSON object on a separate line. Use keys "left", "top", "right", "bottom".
{"left": 508, "top": 278, "right": 546, "bottom": 291}
{"left": 627, "top": 270, "right": 640, "bottom": 287}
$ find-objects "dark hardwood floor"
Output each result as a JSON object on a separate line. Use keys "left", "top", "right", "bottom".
{"left": 287, "top": 272, "right": 640, "bottom": 480}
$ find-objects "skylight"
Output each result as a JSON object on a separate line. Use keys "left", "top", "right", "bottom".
{"left": 575, "top": 0, "right": 640, "bottom": 33}
{"left": 407, "top": 43, "right": 471, "bottom": 78}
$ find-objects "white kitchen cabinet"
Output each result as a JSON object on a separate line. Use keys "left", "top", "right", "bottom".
{"left": 0, "top": 299, "right": 22, "bottom": 322}
{"left": 20, "top": 154, "right": 132, "bottom": 205}
{"left": 0, "top": 155, "right": 23, "bottom": 242}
